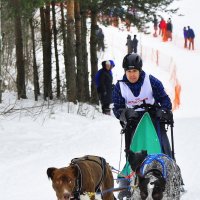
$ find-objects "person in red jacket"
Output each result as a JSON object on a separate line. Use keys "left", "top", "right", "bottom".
{"left": 159, "top": 18, "right": 166, "bottom": 36}
{"left": 161, "top": 19, "right": 168, "bottom": 42}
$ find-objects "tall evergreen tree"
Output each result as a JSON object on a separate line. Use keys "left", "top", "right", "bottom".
{"left": 66, "top": 0, "right": 77, "bottom": 103}
{"left": 80, "top": 0, "right": 90, "bottom": 102}
{"left": 30, "top": 16, "right": 40, "bottom": 101}
{"left": 52, "top": 0, "right": 61, "bottom": 99}
{"left": 40, "top": 4, "right": 53, "bottom": 100}
{"left": 12, "top": 0, "right": 27, "bottom": 99}
{"left": 75, "top": 0, "right": 85, "bottom": 102}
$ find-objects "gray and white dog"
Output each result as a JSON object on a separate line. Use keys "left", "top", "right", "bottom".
{"left": 128, "top": 150, "right": 182, "bottom": 200}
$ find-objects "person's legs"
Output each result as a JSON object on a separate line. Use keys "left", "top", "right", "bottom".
{"left": 151, "top": 117, "right": 172, "bottom": 158}
{"left": 159, "top": 28, "right": 161, "bottom": 35}
{"left": 161, "top": 28, "right": 164, "bottom": 36}
{"left": 189, "top": 38, "right": 192, "bottom": 50}
{"left": 154, "top": 26, "right": 157, "bottom": 37}
{"left": 170, "top": 31, "right": 172, "bottom": 41}
{"left": 102, "top": 104, "right": 111, "bottom": 115}
{"left": 99, "top": 39, "right": 105, "bottom": 51}
{"left": 124, "top": 121, "right": 138, "bottom": 159}
{"left": 192, "top": 38, "right": 194, "bottom": 50}
{"left": 184, "top": 38, "right": 187, "bottom": 48}
{"left": 159, "top": 124, "right": 172, "bottom": 158}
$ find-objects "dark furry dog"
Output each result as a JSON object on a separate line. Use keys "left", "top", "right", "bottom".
{"left": 128, "top": 150, "right": 182, "bottom": 200}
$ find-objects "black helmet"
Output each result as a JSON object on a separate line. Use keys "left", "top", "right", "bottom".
{"left": 122, "top": 53, "right": 143, "bottom": 71}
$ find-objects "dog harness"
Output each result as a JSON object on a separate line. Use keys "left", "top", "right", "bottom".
{"left": 70, "top": 156, "right": 107, "bottom": 199}
{"left": 139, "top": 153, "right": 173, "bottom": 179}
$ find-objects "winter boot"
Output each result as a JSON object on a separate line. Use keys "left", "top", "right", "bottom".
{"left": 102, "top": 108, "right": 111, "bottom": 115}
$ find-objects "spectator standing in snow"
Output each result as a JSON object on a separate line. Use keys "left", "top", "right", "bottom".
{"left": 153, "top": 15, "right": 158, "bottom": 37}
{"left": 166, "top": 18, "right": 173, "bottom": 41}
{"left": 97, "top": 60, "right": 114, "bottom": 115}
{"left": 96, "top": 27, "right": 105, "bottom": 51}
{"left": 183, "top": 27, "right": 188, "bottom": 48}
{"left": 187, "top": 26, "right": 195, "bottom": 50}
{"left": 132, "top": 35, "right": 138, "bottom": 53}
{"left": 159, "top": 18, "right": 166, "bottom": 36}
{"left": 126, "top": 35, "right": 133, "bottom": 54}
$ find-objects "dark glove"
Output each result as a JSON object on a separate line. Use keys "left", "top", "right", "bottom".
{"left": 112, "top": 84, "right": 115, "bottom": 90}
{"left": 125, "top": 108, "right": 138, "bottom": 120}
{"left": 156, "top": 109, "right": 173, "bottom": 123}
{"left": 119, "top": 108, "right": 138, "bottom": 122}
{"left": 103, "top": 91, "right": 107, "bottom": 96}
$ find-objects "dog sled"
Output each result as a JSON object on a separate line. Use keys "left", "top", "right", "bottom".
{"left": 119, "top": 103, "right": 175, "bottom": 175}
{"left": 115, "top": 103, "right": 182, "bottom": 200}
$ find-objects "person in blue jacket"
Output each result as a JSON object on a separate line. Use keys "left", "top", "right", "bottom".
{"left": 187, "top": 26, "right": 195, "bottom": 50}
{"left": 95, "top": 60, "right": 115, "bottom": 115}
{"left": 183, "top": 27, "right": 188, "bottom": 48}
{"left": 113, "top": 53, "right": 175, "bottom": 200}
{"left": 112, "top": 53, "right": 173, "bottom": 158}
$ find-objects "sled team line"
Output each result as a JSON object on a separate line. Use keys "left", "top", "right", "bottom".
{"left": 47, "top": 152, "right": 183, "bottom": 200}
{"left": 47, "top": 54, "right": 184, "bottom": 200}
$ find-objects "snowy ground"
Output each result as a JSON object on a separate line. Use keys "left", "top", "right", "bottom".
{"left": 1, "top": 1, "right": 200, "bottom": 199}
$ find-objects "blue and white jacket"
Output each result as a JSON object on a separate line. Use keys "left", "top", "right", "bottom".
{"left": 112, "top": 71, "right": 172, "bottom": 119}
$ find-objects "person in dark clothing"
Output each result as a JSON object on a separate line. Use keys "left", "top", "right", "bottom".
{"left": 132, "top": 35, "right": 138, "bottom": 53}
{"left": 166, "top": 18, "right": 173, "bottom": 41}
{"left": 153, "top": 15, "right": 158, "bottom": 37}
{"left": 187, "top": 26, "right": 195, "bottom": 50}
{"left": 96, "top": 28, "right": 105, "bottom": 51}
{"left": 183, "top": 27, "right": 188, "bottom": 48}
{"left": 126, "top": 34, "right": 133, "bottom": 54}
{"left": 112, "top": 53, "right": 173, "bottom": 158}
{"left": 98, "top": 60, "right": 114, "bottom": 115}
{"left": 113, "top": 53, "right": 173, "bottom": 200}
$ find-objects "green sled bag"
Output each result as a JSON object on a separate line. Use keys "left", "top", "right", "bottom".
{"left": 119, "top": 112, "right": 161, "bottom": 177}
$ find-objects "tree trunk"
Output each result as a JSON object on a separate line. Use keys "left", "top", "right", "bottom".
{"left": 81, "top": 9, "right": 90, "bottom": 102}
{"left": 66, "top": 0, "right": 77, "bottom": 103}
{"left": 90, "top": 10, "right": 98, "bottom": 104}
{"left": 75, "top": 0, "right": 84, "bottom": 102}
{"left": 40, "top": 5, "right": 52, "bottom": 100}
{"left": 45, "top": 5, "right": 52, "bottom": 100}
{"left": 60, "top": 2, "right": 68, "bottom": 99}
{"left": 52, "top": 1, "right": 60, "bottom": 99}
{"left": 29, "top": 17, "right": 40, "bottom": 101}
{"left": 14, "top": 0, "right": 27, "bottom": 99}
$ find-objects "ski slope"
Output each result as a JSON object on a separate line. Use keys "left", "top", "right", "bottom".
{"left": 1, "top": 2, "right": 200, "bottom": 200}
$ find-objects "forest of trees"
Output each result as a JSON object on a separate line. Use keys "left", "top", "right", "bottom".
{"left": 0, "top": 0, "right": 177, "bottom": 104}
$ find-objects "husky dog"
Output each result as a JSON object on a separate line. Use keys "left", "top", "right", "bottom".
{"left": 128, "top": 150, "right": 182, "bottom": 200}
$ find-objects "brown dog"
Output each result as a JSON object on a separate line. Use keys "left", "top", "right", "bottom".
{"left": 47, "top": 155, "right": 114, "bottom": 200}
